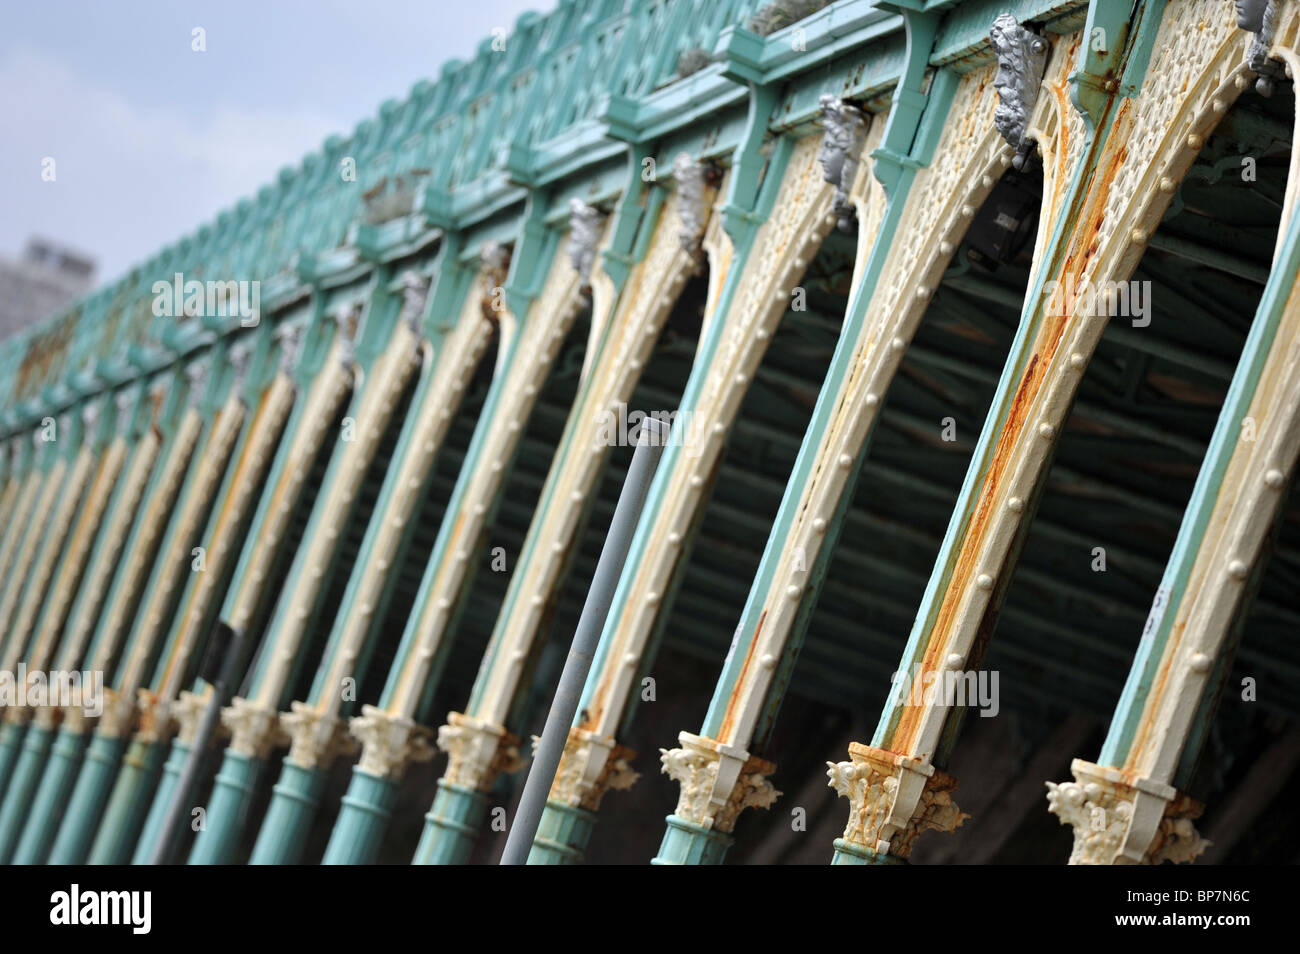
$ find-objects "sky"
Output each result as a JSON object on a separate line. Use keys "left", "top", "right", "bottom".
{"left": 0, "top": 0, "right": 556, "bottom": 287}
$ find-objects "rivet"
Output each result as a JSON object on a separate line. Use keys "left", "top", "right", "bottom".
{"left": 960, "top": 204, "right": 974, "bottom": 217}
{"left": 1007, "top": 496, "right": 1024, "bottom": 512}
{"left": 1235, "top": 75, "right": 1250, "bottom": 90}
{"left": 690, "top": 474, "right": 703, "bottom": 487}
{"left": 1038, "top": 422, "right": 1055, "bottom": 439}
{"left": 981, "top": 175, "right": 994, "bottom": 189}
{"left": 1264, "top": 469, "right": 1284, "bottom": 489}
{"left": 838, "top": 454, "right": 853, "bottom": 468}
{"left": 1189, "top": 652, "right": 1212, "bottom": 673}
{"left": 812, "top": 517, "right": 827, "bottom": 532}
{"left": 1212, "top": 98, "right": 1227, "bottom": 113}
{"left": 1159, "top": 176, "right": 1176, "bottom": 193}
{"left": 760, "top": 654, "right": 777, "bottom": 669}
{"left": 786, "top": 585, "right": 801, "bottom": 599}
{"left": 891, "top": 337, "right": 906, "bottom": 352}
{"left": 916, "top": 286, "right": 931, "bottom": 300}
{"left": 976, "top": 574, "right": 993, "bottom": 590}
{"left": 946, "top": 653, "right": 963, "bottom": 670}
{"left": 668, "top": 532, "right": 682, "bottom": 545}
{"left": 646, "top": 591, "right": 660, "bottom": 605}
{"left": 865, "top": 393, "right": 878, "bottom": 407}
{"left": 1130, "top": 228, "right": 1148, "bottom": 245}
{"left": 756, "top": 328, "right": 770, "bottom": 341}
{"left": 1186, "top": 133, "right": 1202, "bottom": 150}
{"left": 939, "top": 241, "right": 954, "bottom": 255}
{"left": 1069, "top": 352, "right": 1085, "bottom": 370}
{"left": 1227, "top": 559, "right": 1248, "bottom": 580}
{"left": 623, "top": 653, "right": 637, "bottom": 668}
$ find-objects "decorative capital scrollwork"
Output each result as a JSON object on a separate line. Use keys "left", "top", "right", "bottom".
{"left": 827, "top": 743, "right": 967, "bottom": 859}
{"left": 1046, "top": 759, "right": 1209, "bottom": 865}
{"left": 348, "top": 704, "right": 435, "bottom": 779}
{"left": 545, "top": 727, "right": 640, "bottom": 811}
{"left": 436, "top": 711, "right": 526, "bottom": 792}
{"left": 659, "top": 731, "right": 780, "bottom": 833}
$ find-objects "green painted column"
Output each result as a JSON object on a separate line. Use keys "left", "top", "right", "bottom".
{"left": 652, "top": 815, "right": 731, "bottom": 866}
{"left": 131, "top": 738, "right": 189, "bottom": 864}
{"left": 86, "top": 737, "right": 166, "bottom": 864}
{"left": 412, "top": 781, "right": 490, "bottom": 865}
{"left": 188, "top": 749, "right": 264, "bottom": 864}
{"left": 320, "top": 767, "right": 398, "bottom": 865}
{"left": 1, "top": 382, "right": 159, "bottom": 858}
{"left": 0, "top": 723, "right": 52, "bottom": 861}
{"left": 0, "top": 722, "right": 24, "bottom": 800}
{"left": 11, "top": 725, "right": 88, "bottom": 864}
{"left": 46, "top": 732, "right": 129, "bottom": 864}
{"left": 527, "top": 801, "right": 596, "bottom": 865}
{"left": 248, "top": 760, "right": 328, "bottom": 864}
{"left": 254, "top": 250, "right": 483, "bottom": 865}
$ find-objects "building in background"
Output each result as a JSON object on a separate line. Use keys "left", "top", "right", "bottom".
{"left": 0, "top": 238, "right": 96, "bottom": 342}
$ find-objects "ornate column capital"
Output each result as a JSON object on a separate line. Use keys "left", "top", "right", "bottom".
{"left": 134, "top": 688, "right": 175, "bottom": 744}
{"left": 174, "top": 688, "right": 214, "bottom": 746}
{"left": 280, "top": 701, "right": 360, "bottom": 771}
{"left": 659, "top": 731, "right": 780, "bottom": 833}
{"left": 827, "top": 743, "right": 967, "bottom": 860}
{"left": 348, "top": 704, "right": 435, "bottom": 779}
{"left": 436, "top": 711, "right": 525, "bottom": 792}
{"left": 95, "top": 686, "right": 139, "bottom": 738}
{"left": 221, "top": 696, "right": 286, "bottom": 759}
{"left": 1046, "top": 758, "right": 1209, "bottom": 865}
{"left": 546, "top": 727, "right": 639, "bottom": 811}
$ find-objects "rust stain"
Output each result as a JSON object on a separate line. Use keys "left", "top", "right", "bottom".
{"left": 716, "top": 610, "right": 766, "bottom": 741}
{"left": 890, "top": 101, "right": 1136, "bottom": 755}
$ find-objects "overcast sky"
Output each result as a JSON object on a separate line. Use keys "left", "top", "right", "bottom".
{"left": 0, "top": 0, "right": 556, "bottom": 287}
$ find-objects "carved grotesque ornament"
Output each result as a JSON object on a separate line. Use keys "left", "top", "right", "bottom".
{"left": 989, "top": 13, "right": 1049, "bottom": 170}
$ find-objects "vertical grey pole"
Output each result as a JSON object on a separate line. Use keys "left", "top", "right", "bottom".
{"left": 500, "top": 416, "right": 670, "bottom": 864}
{"left": 150, "top": 621, "right": 248, "bottom": 865}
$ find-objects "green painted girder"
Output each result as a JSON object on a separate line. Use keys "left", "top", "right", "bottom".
{"left": 0, "top": 0, "right": 938, "bottom": 419}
